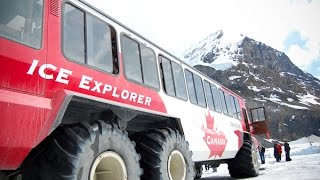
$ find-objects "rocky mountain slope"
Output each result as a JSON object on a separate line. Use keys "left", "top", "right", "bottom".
{"left": 183, "top": 30, "right": 320, "bottom": 140}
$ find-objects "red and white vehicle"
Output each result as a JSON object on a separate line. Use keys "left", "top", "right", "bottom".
{"left": 0, "top": 0, "right": 269, "bottom": 179}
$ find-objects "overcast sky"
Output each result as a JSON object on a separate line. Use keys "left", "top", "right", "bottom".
{"left": 86, "top": 0, "right": 320, "bottom": 80}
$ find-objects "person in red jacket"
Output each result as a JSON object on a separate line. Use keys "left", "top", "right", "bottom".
{"left": 276, "top": 142, "right": 282, "bottom": 162}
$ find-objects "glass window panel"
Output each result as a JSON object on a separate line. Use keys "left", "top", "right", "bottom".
{"left": 161, "top": 57, "right": 175, "bottom": 96}
{"left": 229, "top": 95, "right": 237, "bottom": 118}
{"left": 211, "top": 85, "right": 222, "bottom": 112}
{"left": 251, "top": 109, "right": 258, "bottom": 122}
{"left": 141, "top": 46, "right": 159, "bottom": 89}
{"left": 204, "top": 81, "right": 215, "bottom": 110}
{"left": 225, "top": 94, "right": 234, "bottom": 116}
{"left": 63, "top": 4, "right": 85, "bottom": 63}
{"left": 257, "top": 108, "right": 266, "bottom": 120}
{"left": 0, "top": 0, "right": 43, "bottom": 48}
{"left": 232, "top": 97, "right": 239, "bottom": 119}
{"left": 194, "top": 74, "right": 206, "bottom": 107}
{"left": 121, "top": 35, "right": 142, "bottom": 83}
{"left": 172, "top": 62, "right": 187, "bottom": 100}
{"left": 185, "top": 70, "right": 197, "bottom": 104}
{"left": 86, "top": 14, "right": 113, "bottom": 72}
{"left": 219, "top": 90, "right": 228, "bottom": 115}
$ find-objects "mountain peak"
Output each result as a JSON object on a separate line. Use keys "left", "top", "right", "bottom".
{"left": 182, "top": 30, "right": 320, "bottom": 140}
{"left": 183, "top": 30, "right": 246, "bottom": 70}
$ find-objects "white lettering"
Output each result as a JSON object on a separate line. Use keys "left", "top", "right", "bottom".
{"left": 137, "top": 94, "right": 144, "bottom": 104}
{"left": 26, "top": 60, "right": 153, "bottom": 107}
{"left": 55, "top": 68, "right": 72, "bottom": 84}
{"left": 121, "top": 90, "right": 129, "bottom": 100}
{"left": 91, "top": 80, "right": 103, "bottom": 93}
{"left": 79, "top": 75, "right": 92, "bottom": 90}
{"left": 145, "top": 96, "right": 151, "bottom": 106}
{"left": 27, "top": 59, "right": 39, "bottom": 75}
{"left": 102, "top": 84, "right": 112, "bottom": 94}
{"left": 39, "top": 64, "right": 57, "bottom": 79}
{"left": 129, "top": 92, "right": 138, "bottom": 102}
{"left": 112, "top": 87, "right": 120, "bottom": 98}
{"left": 207, "top": 136, "right": 226, "bottom": 145}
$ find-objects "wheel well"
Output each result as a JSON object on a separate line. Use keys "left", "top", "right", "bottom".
{"left": 59, "top": 96, "right": 184, "bottom": 135}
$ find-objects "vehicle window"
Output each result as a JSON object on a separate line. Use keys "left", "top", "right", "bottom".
{"left": 86, "top": 14, "right": 113, "bottom": 72}
{"left": 194, "top": 75, "right": 206, "bottom": 107}
{"left": 63, "top": 4, "right": 85, "bottom": 63}
{"left": 225, "top": 94, "right": 232, "bottom": 116}
{"left": 204, "top": 81, "right": 215, "bottom": 110}
{"left": 161, "top": 56, "right": 175, "bottom": 96}
{"left": 0, "top": 0, "right": 43, "bottom": 49}
{"left": 121, "top": 35, "right": 159, "bottom": 89}
{"left": 63, "top": 4, "right": 118, "bottom": 73}
{"left": 228, "top": 95, "right": 237, "bottom": 117}
{"left": 185, "top": 70, "right": 197, "bottom": 104}
{"left": 233, "top": 96, "right": 241, "bottom": 119}
{"left": 121, "top": 36, "right": 143, "bottom": 83}
{"left": 172, "top": 62, "right": 187, "bottom": 100}
{"left": 211, "top": 84, "right": 222, "bottom": 112}
{"left": 141, "top": 46, "right": 159, "bottom": 89}
{"left": 251, "top": 108, "right": 266, "bottom": 122}
{"left": 219, "top": 90, "right": 228, "bottom": 115}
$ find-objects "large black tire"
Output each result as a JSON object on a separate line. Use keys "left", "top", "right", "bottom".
{"left": 22, "top": 121, "right": 142, "bottom": 180}
{"left": 227, "top": 140, "right": 259, "bottom": 178}
{"left": 133, "top": 128, "right": 195, "bottom": 180}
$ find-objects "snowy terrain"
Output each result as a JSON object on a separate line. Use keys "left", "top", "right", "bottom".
{"left": 200, "top": 135, "right": 320, "bottom": 179}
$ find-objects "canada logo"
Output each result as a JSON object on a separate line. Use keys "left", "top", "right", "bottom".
{"left": 202, "top": 111, "right": 228, "bottom": 158}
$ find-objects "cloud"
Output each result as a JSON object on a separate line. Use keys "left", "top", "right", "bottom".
{"left": 305, "top": 58, "right": 320, "bottom": 80}
{"left": 87, "top": 0, "right": 320, "bottom": 77}
{"left": 283, "top": 31, "right": 308, "bottom": 51}
{"left": 286, "top": 41, "right": 320, "bottom": 69}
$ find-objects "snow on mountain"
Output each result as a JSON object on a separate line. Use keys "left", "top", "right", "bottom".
{"left": 183, "top": 30, "right": 244, "bottom": 70}
{"left": 183, "top": 30, "right": 320, "bottom": 140}
{"left": 296, "top": 93, "right": 320, "bottom": 106}
{"left": 183, "top": 30, "right": 320, "bottom": 110}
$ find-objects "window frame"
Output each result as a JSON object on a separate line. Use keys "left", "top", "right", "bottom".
{"left": 0, "top": 0, "right": 44, "bottom": 49}
{"left": 185, "top": 69, "right": 207, "bottom": 108}
{"left": 233, "top": 96, "right": 242, "bottom": 120}
{"left": 219, "top": 89, "right": 229, "bottom": 116}
{"left": 120, "top": 33, "right": 160, "bottom": 91}
{"left": 62, "top": 2, "right": 119, "bottom": 76}
{"left": 211, "top": 84, "right": 222, "bottom": 113}
{"left": 204, "top": 80, "right": 215, "bottom": 111}
{"left": 159, "top": 55, "right": 188, "bottom": 101}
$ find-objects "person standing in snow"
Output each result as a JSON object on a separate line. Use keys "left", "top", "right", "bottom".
{"left": 276, "top": 142, "right": 282, "bottom": 162}
{"left": 204, "top": 164, "right": 210, "bottom": 171}
{"left": 259, "top": 145, "right": 265, "bottom": 164}
{"left": 274, "top": 142, "right": 279, "bottom": 162}
{"left": 284, "top": 140, "right": 292, "bottom": 161}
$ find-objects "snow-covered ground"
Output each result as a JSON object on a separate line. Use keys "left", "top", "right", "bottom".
{"left": 200, "top": 136, "right": 320, "bottom": 180}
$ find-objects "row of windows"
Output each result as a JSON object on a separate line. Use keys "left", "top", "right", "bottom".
{"left": 63, "top": 4, "right": 117, "bottom": 74}
{"left": 62, "top": 4, "right": 242, "bottom": 119}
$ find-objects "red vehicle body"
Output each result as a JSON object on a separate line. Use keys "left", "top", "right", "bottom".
{"left": 0, "top": 0, "right": 269, "bottom": 179}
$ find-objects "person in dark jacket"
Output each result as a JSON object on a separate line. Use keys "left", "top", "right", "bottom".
{"left": 274, "top": 142, "right": 279, "bottom": 162}
{"left": 259, "top": 145, "right": 265, "bottom": 164}
{"left": 284, "top": 140, "right": 292, "bottom": 161}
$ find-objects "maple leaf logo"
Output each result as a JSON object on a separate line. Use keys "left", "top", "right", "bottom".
{"left": 202, "top": 111, "right": 228, "bottom": 158}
